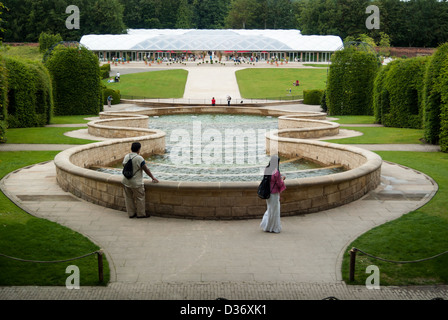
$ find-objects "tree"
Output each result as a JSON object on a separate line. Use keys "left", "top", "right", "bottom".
{"left": 88, "top": 0, "right": 126, "bottom": 34}
{"left": 226, "top": 0, "right": 257, "bottom": 29}
{"left": 175, "top": 0, "right": 194, "bottom": 29}
{"left": 192, "top": 0, "right": 230, "bottom": 29}
{"left": 38, "top": 32, "right": 63, "bottom": 53}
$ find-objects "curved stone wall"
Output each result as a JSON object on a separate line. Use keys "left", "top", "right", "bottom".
{"left": 278, "top": 116, "right": 340, "bottom": 139}
{"left": 55, "top": 107, "right": 382, "bottom": 219}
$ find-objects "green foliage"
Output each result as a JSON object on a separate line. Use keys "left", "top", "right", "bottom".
{"left": 422, "top": 43, "right": 448, "bottom": 145}
{"left": 326, "top": 47, "right": 379, "bottom": 115}
{"left": 320, "top": 91, "right": 327, "bottom": 112}
{"left": 436, "top": 47, "right": 448, "bottom": 152}
{"left": 303, "top": 89, "right": 324, "bottom": 105}
{"left": 3, "top": 0, "right": 126, "bottom": 42}
{"left": 102, "top": 87, "right": 121, "bottom": 105}
{"left": 45, "top": 45, "right": 102, "bottom": 116}
{"left": 4, "top": 57, "right": 53, "bottom": 128}
{"left": 374, "top": 57, "right": 428, "bottom": 129}
{"left": 0, "top": 54, "right": 7, "bottom": 143}
{"left": 100, "top": 63, "right": 111, "bottom": 79}
{"left": 373, "top": 62, "right": 391, "bottom": 124}
{"left": 38, "top": 32, "right": 63, "bottom": 53}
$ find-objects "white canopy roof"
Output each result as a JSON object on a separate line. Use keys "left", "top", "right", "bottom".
{"left": 80, "top": 29, "right": 343, "bottom": 52}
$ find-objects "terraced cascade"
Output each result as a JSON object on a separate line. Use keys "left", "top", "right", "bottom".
{"left": 54, "top": 106, "right": 382, "bottom": 219}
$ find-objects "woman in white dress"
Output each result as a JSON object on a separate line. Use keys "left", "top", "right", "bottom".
{"left": 260, "top": 155, "right": 286, "bottom": 233}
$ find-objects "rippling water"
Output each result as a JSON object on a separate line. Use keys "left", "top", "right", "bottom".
{"left": 95, "top": 114, "right": 344, "bottom": 182}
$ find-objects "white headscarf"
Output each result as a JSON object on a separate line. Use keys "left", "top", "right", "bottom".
{"left": 264, "top": 155, "right": 280, "bottom": 176}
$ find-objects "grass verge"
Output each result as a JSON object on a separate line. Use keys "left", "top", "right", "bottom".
{"left": 330, "top": 115, "right": 376, "bottom": 124}
{"left": 341, "top": 151, "right": 448, "bottom": 285}
{"left": 0, "top": 151, "right": 110, "bottom": 285}
{"left": 104, "top": 69, "right": 188, "bottom": 98}
{"left": 50, "top": 115, "right": 97, "bottom": 125}
{"left": 236, "top": 68, "right": 327, "bottom": 99}
{"left": 326, "top": 127, "right": 424, "bottom": 144}
{"left": 5, "top": 127, "right": 98, "bottom": 144}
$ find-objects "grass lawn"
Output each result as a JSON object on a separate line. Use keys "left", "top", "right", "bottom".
{"left": 0, "top": 151, "right": 110, "bottom": 285}
{"left": 330, "top": 115, "right": 376, "bottom": 125}
{"left": 236, "top": 68, "right": 327, "bottom": 100}
{"left": 341, "top": 151, "right": 448, "bottom": 285}
{"left": 326, "top": 127, "right": 424, "bottom": 144}
{"left": 103, "top": 69, "right": 188, "bottom": 98}
{"left": 303, "top": 63, "right": 330, "bottom": 68}
{"left": 5, "top": 127, "right": 98, "bottom": 144}
{"left": 0, "top": 45, "right": 43, "bottom": 61}
{"left": 51, "top": 115, "right": 97, "bottom": 125}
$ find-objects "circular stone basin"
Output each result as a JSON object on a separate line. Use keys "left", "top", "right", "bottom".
{"left": 55, "top": 106, "right": 382, "bottom": 219}
{"left": 94, "top": 114, "right": 345, "bottom": 182}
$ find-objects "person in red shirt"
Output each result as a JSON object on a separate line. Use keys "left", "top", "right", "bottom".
{"left": 260, "top": 155, "right": 286, "bottom": 233}
{"left": 211, "top": 97, "right": 216, "bottom": 106}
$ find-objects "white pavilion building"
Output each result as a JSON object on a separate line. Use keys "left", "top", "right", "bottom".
{"left": 80, "top": 29, "right": 343, "bottom": 63}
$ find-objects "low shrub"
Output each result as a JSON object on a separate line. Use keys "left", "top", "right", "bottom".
{"left": 303, "top": 89, "right": 324, "bottom": 105}
{"left": 102, "top": 87, "right": 121, "bottom": 105}
{"left": 100, "top": 64, "right": 110, "bottom": 79}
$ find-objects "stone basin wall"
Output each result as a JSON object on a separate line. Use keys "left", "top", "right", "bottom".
{"left": 54, "top": 108, "right": 382, "bottom": 219}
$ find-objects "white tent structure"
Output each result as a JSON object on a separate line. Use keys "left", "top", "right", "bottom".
{"left": 80, "top": 29, "right": 343, "bottom": 63}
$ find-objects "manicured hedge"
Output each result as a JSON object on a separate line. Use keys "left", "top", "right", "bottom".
{"left": 4, "top": 57, "right": 53, "bottom": 128}
{"left": 45, "top": 45, "right": 102, "bottom": 116}
{"left": 373, "top": 62, "right": 391, "bottom": 125}
{"left": 320, "top": 91, "right": 327, "bottom": 112}
{"left": 326, "top": 47, "right": 379, "bottom": 115}
{"left": 100, "top": 64, "right": 111, "bottom": 79}
{"left": 303, "top": 89, "right": 324, "bottom": 105}
{"left": 422, "top": 43, "right": 448, "bottom": 145}
{"left": 102, "top": 87, "right": 121, "bottom": 106}
{"left": 38, "top": 32, "right": 63, "bottom": 53}
{"left": 374, "top": 57, "right": 428, "bottom": 129}
{"left": 0, "top": 55, "right": 7, "bottom": 143}
{"left": 436, "top": 48, "right": 448, "bottom": 152}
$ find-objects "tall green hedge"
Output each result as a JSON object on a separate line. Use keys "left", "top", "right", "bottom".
{"left": 373, "top": 62, "right": 392, "bottom": 125}
{"left": 45, "top": 45, "right": 102, "bottom": 116}
{"left": 4, "top": 57, "right": 53, "bottom": 128}
{"left": 374, "top": 57, "right": 428, "bottom": 129}
{"left": 436, "top": 49, "right": 448, "bottom": 152}
{"left": 326, "top": 47, "right": 379, "bottom": 116}
{"left": 422, "top": 43, "right": 448, "bottom": 145}
{"left": 0, "top": 55, "right": 7, "bottom": 143}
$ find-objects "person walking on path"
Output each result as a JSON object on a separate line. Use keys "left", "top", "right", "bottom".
{"left": 212, "top": 97, "right": 216, "bottom": 106}
{"left": 260, "top": 155, "right": 286, "bottom": 233}
{"left": 227, "top": 95, "right": 231, "bottom": 106}
{"left": 122, "top": 142, "right": 159, "bottom": 218}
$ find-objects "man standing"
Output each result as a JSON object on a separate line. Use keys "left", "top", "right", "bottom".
{"left": 122, "top": 142, "right": 159, "bottom": 218}
{"left": 227, "top": 95, "right": 231, "bottom": 106}
{"left": 212, "top": 97, "right": 216, "bottom": 106}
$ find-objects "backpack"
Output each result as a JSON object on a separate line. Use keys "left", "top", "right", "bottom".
{"left": 257, "top": 175, "right": 272, "bottom": 199}
{"left": 122, "top": 155, "right": 137, "bottom": 179}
